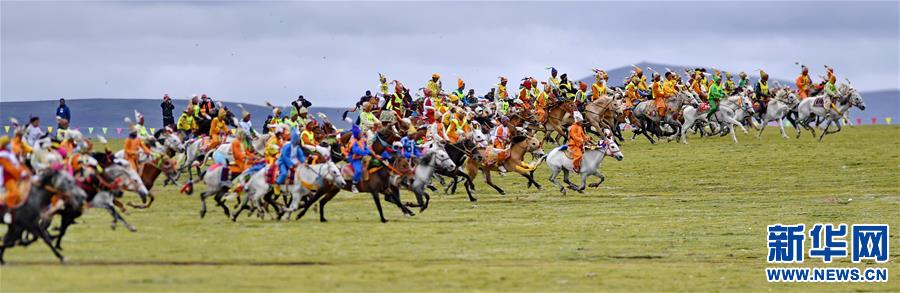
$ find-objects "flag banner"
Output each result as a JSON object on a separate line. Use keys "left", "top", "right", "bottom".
{"left": 886, "top": 117, "right": 892, "bottom": 124}
{"left": 871, "top": 117, "right": 877, "bottom": 124}
{"left": 3, "top": 126, "right": 9, "bottom": 133}
{"left": 88, "top": 127, "right": 94, "bottom": 134}
{"left": 47, "top": 126, "right": 53, "bottom": 133}
{"left": 117, "top": 128, "right": 123, "bottom": 135}
{"left": 102, "top": 127, "right": 108, "bottom": 135}
{"left": 150, "top": 127, "right": 156, "bottom": 133}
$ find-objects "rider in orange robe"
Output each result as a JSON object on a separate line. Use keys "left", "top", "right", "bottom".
{"left": 124, "top": 131, "right": 151, "bottom": 172}
{"left": 568, "top": 112, "right": 586, "bottom": 173}
{"left": 795, "top": 65, "right": 812, "bottom": 100}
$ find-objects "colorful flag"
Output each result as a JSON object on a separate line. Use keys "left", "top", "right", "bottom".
{"left": 150, "top": 127, "right": 156, "bottom": 133}
{"left": 887, "top": 117, "right": 892, "bottom": 124}
{"left": 88, "top": 127, "right": 94, "bottom": 134}
{"left": 117, "top": 128, "right": 123, "bottom": 135}
{"left": 102, "top": 127, "right": 108, "bottom": 135}
{"left": 3, "top": 126, "right": 9, "bottom": 133}
{"left": 47, "top": 126, "right": 53, "bottom": 133}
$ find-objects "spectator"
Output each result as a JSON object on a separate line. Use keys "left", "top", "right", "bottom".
{"left": 55, "top": 98, "right": 71, "bottom": 124}
{"left": 161, "top": 94, "right": 176, "bottom": 129}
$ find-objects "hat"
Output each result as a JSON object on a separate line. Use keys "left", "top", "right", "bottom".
{"left": 632, "top": 65, "right": 643, "bottom": 75}
{"left": 432, "top": 73, "right": 441, "bottom": 80}
{"left": 499, "top": 76, "right": 508, "bottom": 82}
{"left": 524, "top": 79, "right": 532, "bottom": 89}
{"left": 458, "top": 78, "right": 465, "bottom": 89}
{"left": 134, "top": 110, "right": 143, "bottom": 121}
{"left": 739, "top": 72, "right": 748, "bottom": 78}
{"left": 0, "top": 135, "right": 10, "bottom": 149}
{"left": 547, "top": 67, "right": 558, "bottom": 76}
{"left": 579, "top": 81, "right": 587, "bottom": 91}
{"left": 379, "top": 73, "right": 387, "bottom": 83}
{"left": 163, "top": 94, "right": 170, "bottom": 100}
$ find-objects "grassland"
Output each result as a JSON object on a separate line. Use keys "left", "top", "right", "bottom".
{"left": 1, "top": 126, "right": 898, "bottom": 292}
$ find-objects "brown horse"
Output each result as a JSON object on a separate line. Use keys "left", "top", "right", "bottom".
{"left": 466, "top": 135, "right": 544, "bottom": 195}
{"left": 128, "top": 157, "right": 177, "bottom": 209}
{"left": 584, "top": 92, "right": 626, "bottom": 141}
{"left": 542, "top": 100, "right": 576, "bottom": 144}
{"left": 295, "top": 155, "right": 414, "bottom": 223}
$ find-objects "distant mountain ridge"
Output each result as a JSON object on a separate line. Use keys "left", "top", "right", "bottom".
{"left": 577, "top": 61, "right": 793, "bottom": 88}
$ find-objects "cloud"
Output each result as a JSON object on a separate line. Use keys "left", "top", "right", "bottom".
{"left": 2, "top": 1, "right": 898, "bottom": 106}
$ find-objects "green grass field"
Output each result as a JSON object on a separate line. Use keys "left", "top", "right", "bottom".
{"left": 2, "top": 126, "right": 898, "bottom": 292}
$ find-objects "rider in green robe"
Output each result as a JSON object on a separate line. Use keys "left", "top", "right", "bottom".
{"left": 706, "top": 75, "right": 726, "bottom": 120}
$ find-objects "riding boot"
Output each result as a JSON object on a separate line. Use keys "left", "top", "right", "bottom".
{"left": 498, "top": 164, "right": 507, "bottom": 176}
{"left": 351, "top": 182, "right": 359, "bottom": 193}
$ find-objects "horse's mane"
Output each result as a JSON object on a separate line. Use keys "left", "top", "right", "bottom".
{"left": 419, "top": 151, "right": 434, "bottom": 166}
{"left": 511, "top": 135, "right": 528, "bottom": 145}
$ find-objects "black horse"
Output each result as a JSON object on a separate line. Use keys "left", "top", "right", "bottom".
{"left": 437, "top": 137, "right": 481, "bottom": 202}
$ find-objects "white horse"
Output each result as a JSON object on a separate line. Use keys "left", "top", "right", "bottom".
{"left": 409, "top": 148, "right": 456, "bottom": 212}
{"left": 545, "top": 129, "right": 623, "bottom": 195}
{"left": 706, "top": 93, "right": 755, "bottom": 143}
{"left": 794, "top": 82, "right": 866, "bottom": 141}
{"left": 756, "top": 89, "right": 800, "bottom": 139}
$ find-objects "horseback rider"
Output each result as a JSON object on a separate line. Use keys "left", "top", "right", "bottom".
{"left": 275, "top": 129, "right": 306, "bottom": 191}
{"left": 754, "top": 70, "right": 773, "bottom": 117}
{"left": 238, "top": 109, "right": 257, "bottom": 139}
{"left": 624, "top": 76, "right": 640, "bottom": 125}
{"left": 823, "top": 65, "right": 841, "bottom": 115}
{"left": 301, "top": 120, "right": 319, "bottom": 163}
{"left": 133, "top": 111, "right": 151, "bottom": 139}
{"left": 534, "top": 82, "right": 550, "bottom": 123}
{"left": 208, "top": 108, "right": 229, "bottom": 150}
{"left": 632, "top": 66, "right": 650, "bottom": 100}
{"left": 558, "top": 74, "right": 576, "bottom": 101}
{"left": 651, "top": 71, "right": 666, "bottom": 118}
{"left": 723, "top": 72, "right": 736, "bottom": 95}
{"left": 177, "top": 107, "right": 197, "bottom": 140}
{"left": 1, "top": 135, "right": 32, "bottom": 223}
{"left": 591, "top": 69, "right": 608, "bottom": 101}
{"left": 124, "top": 129, "right": 151, "bottom": 173}
{"left": 451, "top": 78, "right": 466, "bottom": 105}
{"left": 547, "top": 67, "right": 560, "bottom": 91}
{"left": 228, "top": 128, "right": 257, "bottom": 186}
{"left": 348, "top": 126, "right": 369, "bottom": 193}
{"left": 737, "top": 72, "right": 750, "bottom": 89}
{"left": 568, "top": 112, "right": 587, "bottom": 173}
{"left": 796, "top": 64, "right": 812, "bottom": 100}
{"left": 706, "top": 73, "right": 726, "bottom": 121}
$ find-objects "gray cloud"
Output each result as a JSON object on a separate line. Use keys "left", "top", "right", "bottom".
{"left": 2, "top": 1, "right": 898, "bottom": 106}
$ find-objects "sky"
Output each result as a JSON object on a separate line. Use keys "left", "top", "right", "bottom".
{"left": 2, "top": 1, "right": 898, "bottom": 107}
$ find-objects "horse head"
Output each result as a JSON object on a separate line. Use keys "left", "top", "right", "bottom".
{"left": 324, "top": 161, "right": 346, "bottom": 188}
{"left": 105, "top": 163, "right": 151, "bottom": 202}
{"left": 431, "top": 148, "right": 456, "bottom": 172}
{"left": 600, "top": 129, "right": 624, "bottom": 161}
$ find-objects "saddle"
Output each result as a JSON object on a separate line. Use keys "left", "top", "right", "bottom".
{"left": 813, "top": 97, "right": 825, "bottom": 108}
{"left": 265, "top": 164, "right": 296, "bottom": 185}
{"left": 480, "top": 148, "right": 509, "bottom": 165}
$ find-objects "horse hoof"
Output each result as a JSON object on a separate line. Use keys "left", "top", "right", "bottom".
{"left": 381, "top": 219, "right": 389, "bottom": 223}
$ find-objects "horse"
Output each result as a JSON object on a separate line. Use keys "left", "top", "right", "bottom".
{"left": 542, "top": 99, "right": 576, "bottom": 144}
{"left": 794, "top": 82, "right": 866, "bottom": 141}
{"left": 437, "top": 131, "right": 484, "bottom": 202}
{"left": 583, "top": 90, "right": 626, "bottom": 142}
{"left": 631, "top": 90, "right": 697, "bottom": 144}
{"left": 545, "top": 129, "right": 624, "bottom": 195}
{"left": 407, "top": 148, "right": 456, "bottom": 212}
{"left": 466, "top": 135, "right": 545, "bottom": 195}
{"left": 49, "top": 164, "right": 148, "bottom": 250}
{"left": 756, "top": 89, "right": 801, "bottom": 139}
{"left": 681, "top": 91, "right": 754, "bottom": 144}
{"left": 1, "top": 169, "right": 87, "bottom": 264}
{"left": 297, "top": 154, "right": 415, "bottom": 223}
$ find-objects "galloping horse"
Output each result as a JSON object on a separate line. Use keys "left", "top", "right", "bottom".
{"left": 466, "top": 135, "right": 545, "bottom": 195}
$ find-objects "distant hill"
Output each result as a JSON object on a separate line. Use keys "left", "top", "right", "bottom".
{"left": 0, "top": 99, "right": 352, "bottom": 136}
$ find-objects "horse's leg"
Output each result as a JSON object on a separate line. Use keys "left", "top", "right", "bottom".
{"left": 106, "top": 205, "right": 136, "bottom": 232}
{"left": 199, "top": 191, "right": 211, "bottom": 218}
{"left": 54, "top": 216, "right": 74, "bottom": 250}
{"left": 575, "top": 173, "right": 588, "bottom": 192}
{"left": 370, "top": 192, "right": 388, "bottom": 223}
{"left": 318, "top": 190, "right": 339, "bottom": 222}
{"left": 32, "top": 223, "right": 65, "bottom": 263}
{"left": 756, "top": 117, "right": 769, "bottom": 138}
{"left": 113, "top": 198, "right": 128, "bottom": 213}
{"left": 777, "top": 118, "right": 789, "bottom": 138}
{"left": 588, "top": 170, "right": 606, "bottom": 188}
{"left": 641, "top": 119, "right": 656, "bottom": 144}
{"left": 386, "top": 190, "right": 416, "bottom": 215}
{"left": 818, "top": 119, "right": 832, "bottom": 142}
{"left": 213, "top": 189, "right": 231, "bottom": 218}
{"left": 522, "top": 171, "right": 541, "bottom": 190}
{"left": 549, "top": 168, "right": 565, "bottom": 195}
{"left": 483, "top": 167, "right": 505, "bottom": 195}
{"left": 295, "top": 189, "right": 324, "bottom": 221}
{"left": 263, "top": 189, "right": 283, "bottom": 219}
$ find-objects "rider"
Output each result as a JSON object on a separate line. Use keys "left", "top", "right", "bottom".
{"left": 633, "top": 66, "right": 650, "bottom": 100}
{"left": 823, "top": 65, "right": 841, "bottom": 114}
{"left": 1, "top": 135, "right": 32, "bottom": 221}
{"left": 723, "top": 72, "right": 736, "bottom": 95}
{"left": 754, "top": 70, "right": 773, "bottom": 116}
{"left": 228, "top": 129, "right": 256, "bottom": 185}
{"left": 624, "top": 76, "right": 640, "bottom": 125}
{"left": 568, "top": 112, "right": 587, "bottom": 173}
{"left": 348, "top": 126, "right": 370, "bottom": 193}
{"left": 558, "top": 74, "right": 576, "bottom": 101}
{"left": 265, "top": 124, "right": 285, "bottom": 164}
{"left": 445, "top": 110, "right": 463, "bottom": 144}
{"left": 547, "top": 67, "right": 560, "bottom": 91}
{"left": 238, "top": 109, "right": 257, "bottom": 139}
{"left": 651, "top": 72, "right": 666, "bottom": 117}
{"left": 706, "top": 73, "right": 726, "bottom": 121}
{"left": 301, "top": 120, "right": 319, "bottom": 163}
{"left": 177, "top": 107, "right": 197, "bottom": 139}
{"left": 208, "top": 108, "right": 229, "bottom": 150}
{"left": 124, "top": 129, "right": 151, "bottom": 172}
{"left": 737, "top": 72, "right": 750, "bottom": 89}
{"left": 275, "top": 129, "right": 306, "bottom": 189}
{"left": 534, "top": 82, "right": 550, "bottom": 123}
{"left": 591, "top": 70, "right": 608, "bottom": 101}
{"left": 133, "top": 111, "right": 151, "bottom": 139}
{"left": 796, "top": 64, "right": 812, "bottom": 100}
{"left": 378, "top": 73, "right": 390, "bottom": 97}
{"left": 450, "top": 78, "right": 466, "bottom": 105}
